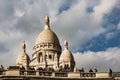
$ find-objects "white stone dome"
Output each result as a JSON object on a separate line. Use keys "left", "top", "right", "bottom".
{"left": 59, "top": 40, "right": 74, "bottom": 62}
{"left": 16, "top": 42, "right": 30, "bottom": 67}
{"left": 16, "top": 52, "right": 30, "bottom": 65}
{"left": 35, "top": 28, "right": 60, "bottom": 45}
{"left": 35, "top": 16, "right": 60, "bottom": 45}
{"left": 60, "top": 49, "right": 74, "bottom": 62}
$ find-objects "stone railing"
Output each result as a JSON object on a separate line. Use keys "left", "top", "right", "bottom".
{"left": 20, "top": 70, "right": 111, "bottom": 78}
{"left": 112, "top": 72, "right": 120, "bottom": 77}
{"left": 54, "top": 72, "right": 68, "bottom": 77}
{"left": 80, "top": 72, "right": 96, "bottom": 77}
{"left": 20, "top": 70, "right": 68, "bottom": 77}
{"left": 39, "top": 71, "right": 52, "bottom": 76}
{"left": 20, "top": 70, "right": 36, "bottom": 76}
{"left": 3, "top": 69, "right": 119, "bottom": 79}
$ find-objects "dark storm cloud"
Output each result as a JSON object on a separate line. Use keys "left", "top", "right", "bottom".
{"left": 0, "top": 0, "right": 15, "bottom": 23}
{"left": 15, "top": 15, "right": 42, "bottom": 34}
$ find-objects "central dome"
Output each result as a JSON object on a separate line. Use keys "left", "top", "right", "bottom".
{"left": 35, "top": 28, "right": 60, "bottom": 45}
{"left": 35, "top": 16, "right": 60, "bottom": 45}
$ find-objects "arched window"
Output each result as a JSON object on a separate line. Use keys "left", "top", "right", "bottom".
{"left": 64, "top": 64, "right": 69, "bottom": 69}
{"left": 65, "top": 64, "right": 67, "bottom": 69}
{"left": 66, "top": 64, "right": 69, "bottom": 68}
{"left": 37, "top": 53, "right": 40, "bottom": 63}
{"left": 37, "top": 53, "right": 42, "bottom": 63}
{"left": 39, "top": 53, "right": 42, "bottom": 62}
{"left": 49, "top": 55, "right": 52, "bottom": 59}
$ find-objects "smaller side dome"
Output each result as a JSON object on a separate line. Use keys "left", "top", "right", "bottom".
{"left": 16, "top": 41, "right": 30, "bottom": 69}
{"left": 60, "top": 40, "right": 74, "bottom": 62}
{"left": 60, "top": 49, "right": 74, "bottom": 62}
{"left": 59, "top": 40, "right": 75, "bottom": 71}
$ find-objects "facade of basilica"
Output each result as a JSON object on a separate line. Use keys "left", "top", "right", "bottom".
{"left": 16, "top": 16, "right": 75, "bottom": 72}
{"left": 0, "top": 16, "right": 120, "bottom": 80}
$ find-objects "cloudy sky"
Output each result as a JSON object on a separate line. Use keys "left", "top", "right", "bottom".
{"left": 0, "top": 0, "right": 120, "bottom": 72}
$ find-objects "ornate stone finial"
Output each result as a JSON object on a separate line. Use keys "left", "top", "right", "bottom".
{"left": 45, "top": 16, "right": 49, "bottom": 25}
{"left": 44, "top": 16, "right": 50, "bottom": 29}
{"left": 22, "top": 41, "right": 26, "bottom": 52}
{"left": 64, "top": 40, "right": 68, "bottom": 50}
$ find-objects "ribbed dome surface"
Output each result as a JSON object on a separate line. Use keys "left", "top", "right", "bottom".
{"left": 35, "top": 28, "right": 60, "bottom": 45}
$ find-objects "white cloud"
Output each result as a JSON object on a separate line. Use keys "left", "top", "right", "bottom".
{"left": 92, "top": 0, "right": 117, "bottom": 23}
{"left": 117, "top": 22, "right": 120, "bottom": 30}
{"left": 15, "top": 9, "right": 24, "bottom": 17}
{"left": 52, "top": 0, "right": 118, "bottom": 51}
{"left": 73, "top": 47, "right": 120, "bottom": 72}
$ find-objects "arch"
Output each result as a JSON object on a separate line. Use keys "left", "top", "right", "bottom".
{"left": 65, "top": 64, "right": 67, "bottom": 69}
{"left": 37, "top": 52, "right": 43, "bottom": 63}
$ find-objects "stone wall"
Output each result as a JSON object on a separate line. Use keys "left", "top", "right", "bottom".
{"left": 5, "top": 70, "right": 20, "bottom": 76}
{"left": 68, "top": 72, "right": 80, "bottom": 78}
{"left": 96, "top": 72, "right": 110, "bottom": 78}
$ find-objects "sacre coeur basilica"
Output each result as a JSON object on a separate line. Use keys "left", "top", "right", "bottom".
{"left": 0, "top": 16, "right": 119, "bottom": 80}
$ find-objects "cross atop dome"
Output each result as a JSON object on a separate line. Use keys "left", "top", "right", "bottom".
{"left": 44, "top": 16, "right": 50, "bottom": 29}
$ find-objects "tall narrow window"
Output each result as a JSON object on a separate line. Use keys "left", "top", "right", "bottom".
{"left": 49, "top": 55, "right": 52, "bottom": 59}
{"left": 37, "top": 53, "right": 40, "bottom": 63}
{"left": 39, "top": 53, "right": 42, "bottom": 62}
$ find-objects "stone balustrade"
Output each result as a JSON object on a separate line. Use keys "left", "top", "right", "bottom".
{"left": 80, "top": 72, "right": 96, "bottom": 77}
{"left": 1, "top": 69, "right": 120, "bottom": 79}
